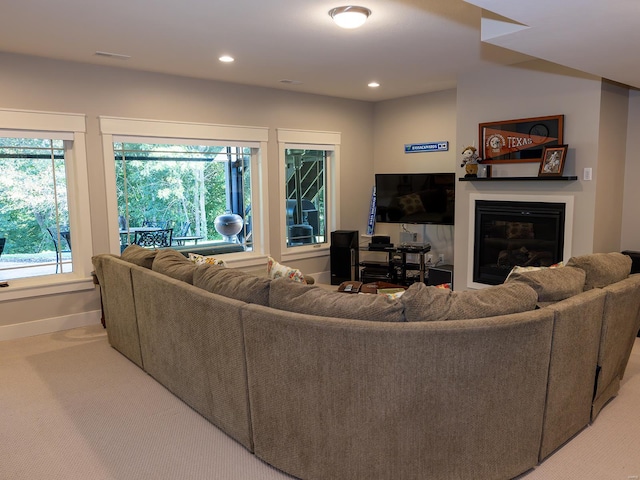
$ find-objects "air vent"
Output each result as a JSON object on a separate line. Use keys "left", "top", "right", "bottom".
{"left": 94, "top": 51, "right": 131, "bottom": 60}
{"left": 279, "top": 79, "right": 302, "bottom": 85}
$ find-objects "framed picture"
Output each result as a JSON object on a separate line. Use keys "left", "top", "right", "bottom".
{"left": 479, "top": 114, "right": 564, "bottom": 164}
{"left": 538, "top": 145, "right": 568, "bottom": 176}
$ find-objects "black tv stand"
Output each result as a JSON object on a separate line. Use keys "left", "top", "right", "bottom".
{"left": 360, "top": 244, "right": 431, "bottom": 286}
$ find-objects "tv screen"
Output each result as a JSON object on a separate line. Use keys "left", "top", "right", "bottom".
{"left": 375, "top": 173, "right": 455, "bottom": 225}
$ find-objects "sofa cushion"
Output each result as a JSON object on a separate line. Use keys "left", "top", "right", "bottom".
{"left": 505, "top": 266, "right": 586, "bottom": 302}
{"left": 269, "top": 278, "right": 405, "bottom": 322}
{"left": 267, "top": 256, "right": 306, "bottom": 283}
{"left": 152, "top": 248, "right": 196, "bottom": 284}
{"left": 120, "top": 244, "right": 157, "bottom": 269}
{"left": 566, "top": 252, "right": 632, "bottom": 290}
{"left": 193, "top": 264, "right": 271, "bottom": 306}
{"left": 402, "top": 282, "right": 538, "bottom": 322}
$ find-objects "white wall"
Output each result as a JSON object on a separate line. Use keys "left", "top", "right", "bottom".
{"left": 0, "top": 52, "right": 374, "bottom": 334}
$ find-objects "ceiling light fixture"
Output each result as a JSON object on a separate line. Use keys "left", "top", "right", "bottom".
{"left": 329, "top": 6, "right": 371, "bottom": 29}
{"left": 219, "top": 55, "right": 235, "bottom": 63}
{"left": 368, "top": 82, "right": 380, "bottom": 88}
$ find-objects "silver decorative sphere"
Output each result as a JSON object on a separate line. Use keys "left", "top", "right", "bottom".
{"left": 214, "top": 213, "right": 243, "bottom": 237}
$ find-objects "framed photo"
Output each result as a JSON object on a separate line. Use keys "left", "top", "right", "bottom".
{"left": 538, "top": 145, "right": 568, "bottom": 176}
{"left": 479, "top": 114, "right": 564, "bottom": 164}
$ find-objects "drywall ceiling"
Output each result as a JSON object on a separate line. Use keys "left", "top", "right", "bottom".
{"left": 0, "top": 0, "right": 636, "bottom": 102}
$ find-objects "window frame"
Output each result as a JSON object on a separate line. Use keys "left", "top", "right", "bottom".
{"left": 277, "top": 128, "right": 341, "bottom": 261}
{"left": 0, "top": 108, "right": 93, "bottom": 300}
{"left": 99, "top": 116, "right": 270, "bottom": 268}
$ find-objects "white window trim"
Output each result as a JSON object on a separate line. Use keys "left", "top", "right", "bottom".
{"left": 99, "top": 116, "right": 270, "bottom": 258}
{"left": 277, "top": 128, "right": 341, "bottom": 261}
{"left": 0, "top": 108, "right": 93, "bottom": 300}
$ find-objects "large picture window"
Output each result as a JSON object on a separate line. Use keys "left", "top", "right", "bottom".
{"left": 99, "top": 116, "right": 269, "bottom": 262}
{"left": 114, "top": 141, "right": 253, "bottom": 252}
{"left": 0, "top": 137, "right": 72, "bottom": 279}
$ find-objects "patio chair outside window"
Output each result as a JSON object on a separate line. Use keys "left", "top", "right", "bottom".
{"left": 133, "top": 228, "right": 173, "bottom": 248}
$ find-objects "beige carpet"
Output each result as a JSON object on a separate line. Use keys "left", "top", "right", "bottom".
{"left": 1, "top": 324, "right": 639, "bottom": 480}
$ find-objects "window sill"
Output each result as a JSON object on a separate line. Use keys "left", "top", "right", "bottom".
{"left": 0, "top": 274, "right": 95, "bottom": 301}
{"left": 282, "top": 245, "right": 330, "bottom": 261}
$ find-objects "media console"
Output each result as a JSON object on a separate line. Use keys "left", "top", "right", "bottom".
{"left": 360, "top": 244, "right": 432, "bottom": 286}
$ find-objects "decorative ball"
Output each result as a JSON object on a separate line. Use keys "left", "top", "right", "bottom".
{"left": 214, "top": 213, "right": 243, "bottom": 237}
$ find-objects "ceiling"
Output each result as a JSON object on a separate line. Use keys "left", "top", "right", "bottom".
{"left": 0, "top": 0, "right": 637, "bottom": 102}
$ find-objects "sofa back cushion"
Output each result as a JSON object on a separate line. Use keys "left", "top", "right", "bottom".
{"left": 505, "top": 266, "right": 586, "bottom": 302}
{"left": 402, "top": 282, "right": 538, "bottom": 322}
{"left": 269, "top": 278, "right": 405, "bottom": 322}
{"left": 120, "top": 244, "right": 157, "bottom": 269}
{"left": 152, "top": 248, "right": 196, "bottom": 284}
{"left": 193, "top": 264, "right": 271, "bottom": 306}
{"left": 566, "top": 252, "right": 632, "bottom": 290}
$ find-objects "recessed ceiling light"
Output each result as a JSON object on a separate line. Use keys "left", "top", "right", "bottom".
{"left": 329, "top": 6, "right": 371, "bottom": 29}
{"left": 368, "top": 82, "right": 380, "bottom": 88}
{"left": 219, "top": 55, "right": 235, "bottom": 63}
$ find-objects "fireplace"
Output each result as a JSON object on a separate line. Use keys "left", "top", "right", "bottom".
{"left": 473, "top": 200, "right": 567, "bottom": 285}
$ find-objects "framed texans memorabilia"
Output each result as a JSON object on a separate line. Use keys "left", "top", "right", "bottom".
{"left": 479, "top": 115, "right": 564, "bottom": 164}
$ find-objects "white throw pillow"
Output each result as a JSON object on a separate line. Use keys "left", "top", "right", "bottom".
{"left": 188, "top": 252, "right": 227, "bottom": 267}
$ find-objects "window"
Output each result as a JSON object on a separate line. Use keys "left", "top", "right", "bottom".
{"left": 99, "top": 116, "right": 269, "bottom": 264}
{"left": 0, "top": 137, "right": 72, "bottom": 279}
{"left": 114, "top": 141, "right": 253, "bottom": 251}
{"left": 0, "top": 108, "right": 92, "bottom": 294}
{"left": 278, "top": 129, "right": 340, "bottom": 258}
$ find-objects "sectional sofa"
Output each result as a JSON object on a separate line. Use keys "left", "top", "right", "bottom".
{"left": 92, "top": 246, "right": 640, "bottom": 480}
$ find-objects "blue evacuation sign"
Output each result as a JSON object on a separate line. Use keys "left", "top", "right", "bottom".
{"left": 404, "top": 141, "right": 449, "bottom": 153}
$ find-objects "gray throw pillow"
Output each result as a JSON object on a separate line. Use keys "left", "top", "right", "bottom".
{"left": 505, "top": 266, "right": 586, "bottom": 302}
{"left": 120, "top": 244, "right": 157, "bottom": 269}
{"left": 566, "top": 252, "right": 631, "bottom": 290}
{"left": 152, "top": 248, "right": 196, "bottom": 284}
{"left": 269, "top": 278, "right": 405, "bottom": 322}
{"left": 193, "top": 264, "right": 271, "bottom": 306}
{"left": 402, "top": 282, "right": 538, "bottom": 322}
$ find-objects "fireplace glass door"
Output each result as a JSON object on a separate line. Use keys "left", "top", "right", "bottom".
{"left": 474, "top": 200, "right": 565, "bottom": 285}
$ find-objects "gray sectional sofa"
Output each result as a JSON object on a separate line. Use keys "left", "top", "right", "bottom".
{"left": 92, "top": 246, "right": 640, "bottom": 480}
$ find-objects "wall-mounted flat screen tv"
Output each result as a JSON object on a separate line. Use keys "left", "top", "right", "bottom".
{"left": 375, "top": 173, "right": 455, "bottom": 225}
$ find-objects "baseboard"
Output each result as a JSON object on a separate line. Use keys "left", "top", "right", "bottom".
{"left": 0, "top": 310, "right": 102, "bottom": 341}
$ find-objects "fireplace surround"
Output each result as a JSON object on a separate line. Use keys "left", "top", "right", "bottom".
{"left": 468, "top": 194, "right": 574, "bottom": 288}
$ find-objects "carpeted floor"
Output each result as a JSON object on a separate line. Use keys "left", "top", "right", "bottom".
{"left": 1, "top": 324, "right": 639, "bottom": 480}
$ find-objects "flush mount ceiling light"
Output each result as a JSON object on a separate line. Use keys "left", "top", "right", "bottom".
{"left": 329, "top": 6, "right": 371, "bottom": 29}
{"left": 219, "top": 55, "right": 235, "bottom": 63}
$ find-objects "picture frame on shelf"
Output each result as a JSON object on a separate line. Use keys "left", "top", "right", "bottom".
{"left": 479, "top": 114, "right": 564, "bottom": 164}
{"left": 538, "top": 145, "right": 568, "bottom": 177}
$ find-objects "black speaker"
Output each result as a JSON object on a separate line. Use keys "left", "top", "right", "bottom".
{"left": 330, "top": 230, "right": 359, "bottom": 285}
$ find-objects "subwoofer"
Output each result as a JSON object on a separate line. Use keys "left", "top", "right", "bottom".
{"left": 330, "top": 230, "right": 359, "bottom": 285}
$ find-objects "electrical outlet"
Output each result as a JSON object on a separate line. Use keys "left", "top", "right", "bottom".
{"left": 427, "top": 254, "right": 434, "bottom": 263}
{"left": 438, "top": 253, "right": 445, "bottom": 263}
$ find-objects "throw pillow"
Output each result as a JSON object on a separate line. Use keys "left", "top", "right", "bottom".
{"left": 188, "top": 252, "right": 227, "bottom": 267}
{"left": 120, "top": 244, "right": 158, "bottom": 269}
{"left": 194, "top": 264, "right": 271, "bottom": 306}
{"left": 152, "top": 248, "right": 196, "bottom": 284}
{"left": 402, "top": 282, "right": 538, "bottom": 322}
{"left": 505, "top": 265, "right": 586, "bottom": 302}
{"left": 267, "top": 256, "right": 306, "bottom": 283}
{"left": 269, "top": 278, "right": 405, "bottom": 322}
{"left": 566, "top": 252, "right": 632, "bottom": 290}
{"left": 504, "top": 262, "right": 564, "bottom": 282}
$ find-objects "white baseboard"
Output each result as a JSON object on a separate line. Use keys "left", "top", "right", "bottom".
{"left": 0, "top": 310, "right": 102, "bottom": 341}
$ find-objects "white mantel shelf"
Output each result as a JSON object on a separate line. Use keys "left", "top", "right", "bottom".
{"left": 459, "top": 176, "right": 578, "bottom": 182}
